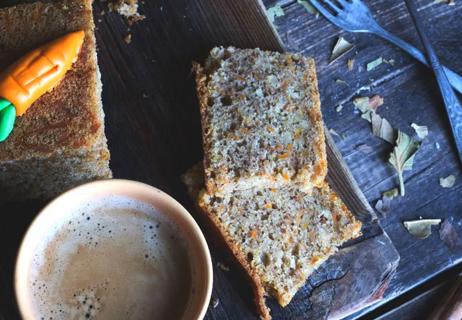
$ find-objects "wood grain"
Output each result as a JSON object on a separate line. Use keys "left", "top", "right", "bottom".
{"left": 267, "top": 0, "right": 462, "bottom": 319}
{"left": 427, "top": 275, "right": 462, "bottom": 320}
{"left": 12, "top": 0, "right": 462, "bottom": 319}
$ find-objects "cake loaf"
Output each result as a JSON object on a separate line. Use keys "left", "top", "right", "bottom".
{"left": 182, "top": 163, "right": 362, "bottom": 318}
{"left": 0, "top": 0, "right": 111, "bottom": 200}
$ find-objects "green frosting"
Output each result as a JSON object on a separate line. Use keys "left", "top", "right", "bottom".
{"left": 0, "top": 98, "right": 16, "bottom": 142}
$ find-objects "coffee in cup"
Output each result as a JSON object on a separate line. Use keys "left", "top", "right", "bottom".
{"left": 16, "top": 180, "right": 212, "bottom": 320}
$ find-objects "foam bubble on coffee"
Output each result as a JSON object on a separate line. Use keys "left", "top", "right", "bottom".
{"left": 27, "top": 196, "right": 193, "bottom": 320}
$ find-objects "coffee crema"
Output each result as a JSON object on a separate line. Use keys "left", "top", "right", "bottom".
{"left": 26, "top": 196, "right": 193, "bottom": 320}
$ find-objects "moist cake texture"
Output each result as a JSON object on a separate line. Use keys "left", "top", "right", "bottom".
{"left": 183, "top": 164, "right": 361, "bottom": 311}
{"left": 195, "top": 47, "right": 326, "bottom": 195}
{"left": 0, "top": 0, "right": 111, "bottom": 200}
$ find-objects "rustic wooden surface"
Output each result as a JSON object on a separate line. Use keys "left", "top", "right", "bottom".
{"left": 263, "top": 0, "right": 462, "bottom": 318}
{"left": 0, "top": 0, "right": 460, "bottom": 319}
{"left": 0, "top": 0, "right": 398, "bottom": 318}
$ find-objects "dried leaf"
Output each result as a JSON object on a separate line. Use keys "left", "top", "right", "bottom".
{"left": 411, "top": 123, "right": 429, "bottom": 140}
{"left": 355, "top": 144, "right": 374, "bottom": 154}
{"left": 353, "top": 95, "right": 396, "bottom": 144}
{"left": 266, "top": 5, "right": 284, "bottom": 23}
{"left": 367, "top": 57, "right": 383, "bottom": 71}
{"left": 372, "top": 113, "right": 396, "bottom": 144}
{"left": 383, "top": 188, "right": 399, "bottom": 199}
{"left": 361, "top": 112, "right": 373, "bottom": 122}
{"left": 369, "top": 95, "right": 385, "bottom": 110}
{"left": 384, "top": 58, "right": 396, "bottom": 66}
{"left": 336, "top": 104, "right": 344, "bottom": 112}
{"left": 353, "top": 95, "right": 383, "bottom": 114}
{"left": 440, "top": 175, "right": 456, "bottom": 188}
{"left": 330, "top": 37, "right": 354, "bottom": 63}
{"left": 439, "top": 220, "right": 460, "bottom": 250}
{"left": 404, "top": 219, "right": 441, "bottom": 239}
{"left": 389, "top": 131, "right": 421, "bottom": 196}
{"left": 375, "top": 188, "right": 398, "bottom": 215}
{"left": 297, "top": 0, "right": 319, "bottom": 15}
{"left": 353, "top": 97, "right": 371, "bottom": 113}
{"left": 347, "top": 58, "right": 355, "bottom": 71}
{"left": 375, "top": 197, "right": 391, "bottom": 216}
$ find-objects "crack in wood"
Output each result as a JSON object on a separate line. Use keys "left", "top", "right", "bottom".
{"left": 307, "top": 269, "right": 350, "bottom": 303}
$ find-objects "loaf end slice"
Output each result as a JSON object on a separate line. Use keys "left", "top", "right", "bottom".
{"left": 182, "top": 164, "right": 361, "bottom": 313}
{"left": 194, "top": 47, "right": 327, "bottom": 195}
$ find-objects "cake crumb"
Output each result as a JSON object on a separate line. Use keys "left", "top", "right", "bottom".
{"left": 106, "top": 0, "right": 146, "bottom": 25}
{"left": 217, "top": 262, "right": 230, "bottom": 271}
{"left": 124, "top": 33, "right": 132, "bottom": 44}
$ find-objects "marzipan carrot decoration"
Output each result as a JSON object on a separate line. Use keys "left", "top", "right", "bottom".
{"left": 0, "top": 31, "right": 85, "bottom": 142}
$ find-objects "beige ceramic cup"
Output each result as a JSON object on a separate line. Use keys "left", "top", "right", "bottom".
{"left": 15, "top": 179, "right": 213, "bottom": 320}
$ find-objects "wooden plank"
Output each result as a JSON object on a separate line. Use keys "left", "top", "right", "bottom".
{"left": 376, "top": 280, "right": 451, "bottom": 320}
{"left": 263, "top": 0, "right": 462, "bottom": 318}
{"left": 268, "top": 233, "right": 399, "bottom": 319}
{"left": 0, "top": 1, "right": 400, "bottom": 319}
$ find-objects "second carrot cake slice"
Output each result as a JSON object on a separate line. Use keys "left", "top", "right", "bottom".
{"left": 194, "top": 47, "right": 327, "bottom": 195}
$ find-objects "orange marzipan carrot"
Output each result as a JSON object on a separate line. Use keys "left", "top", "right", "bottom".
{"left": 0, "top": 30, "right": 85, "bottom": 116}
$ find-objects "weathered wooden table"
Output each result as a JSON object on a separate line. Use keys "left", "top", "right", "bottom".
{"left": 264, "top": 0, "right": 462, "bottom": 318}
{"left": 0, "top": 0, "right": 461, "bottom": 319}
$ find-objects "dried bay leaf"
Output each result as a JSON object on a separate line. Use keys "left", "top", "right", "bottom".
{"left": 353, "top": 95, "right": 383, "bottom": 114}
{"left": 439, "top": 220, "right": 460, "bottom": 250}
{"left": 266, "top": 5, "right": 284, "bottom": 23}
{"left": 330, "top": 37, "right": 354, "bottom": 63}
{"left": 367, "top": 57, "right": 383, "bottom": 71}
{"left": 384, "top": 58, "right": 395, "bottom": 66}
{"left": 440, "top": 175, "right": 456, "bottom": 188}
{"left": 389, "top": 131, "right": 421, "bottom": 196}
{"left": 353, "top": 97, "right": 371, "bottom": 113}
{"left": 383, "top": 188, "right": 399, "bottom": 199}
{"left": 353, "top": 95, "right": 396, "bottom": 144}
{"left": 369, "top": 95, "right": 384, "bottom": 110}
{"left": 361, "top": 112, "right": 373, "bottom": 122}
{"left": 372, "top": 113, "right": 396, "bottom": 144}
{"left": 411, "top": 123, "right": 429, "bottom": 140}
{"left": 404, "top": 219, "right": 441, "bottom": 239}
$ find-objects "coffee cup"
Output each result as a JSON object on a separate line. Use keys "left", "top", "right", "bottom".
{"left": 15, "top": 179, "right": 213, "bottom": 320}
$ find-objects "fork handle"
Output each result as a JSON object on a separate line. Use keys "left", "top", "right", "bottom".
{"left": 404, "top": 0, "right": 462, "bottom": 164}
{"left": 371, "top": 25, "right": 462, "bottom": 95}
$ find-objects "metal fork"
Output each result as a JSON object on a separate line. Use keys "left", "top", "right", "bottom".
{"left": 309, "top": 0, "right": 462, "bottom": 94}
{"left": 405, "top": 0, "right": 462, "bottom": 163}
